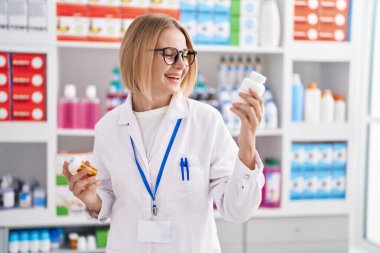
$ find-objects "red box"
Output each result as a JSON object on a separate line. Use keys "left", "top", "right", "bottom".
{"left": 0, "top": 52, "right": 10, "bottom": 70}
{"left": 0, "top": 71, "right": 10, "bottom": 121}
{"left": 12, "top": 87, "right": 45, "bottom": 105}
{"left": 11, "top": 70, "right": 46, "bottom": 88}
{"left": 120, "top": 6, "right": 148, "bottom": 19}
{"left": 12, "top": 103, "right": 46, "bottom": 121}
{"left": 11, "top": 53, "right": 46, "bottom": 71}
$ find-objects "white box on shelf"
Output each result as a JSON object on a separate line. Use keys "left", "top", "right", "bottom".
{"left": 213, "top": 12, "right": 230, "bottom": 45}
{"left": 28, "top": 0, "right": 47, "bottom": 32}
{"left": 8, "top": 0, "right": 28, "bottom": 31}
{"left": 0, "top": 0, "right": 7, "bottom": 30}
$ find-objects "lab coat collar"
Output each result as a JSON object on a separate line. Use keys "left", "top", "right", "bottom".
{"left": 118, "top": 92, "right": 188, "bottom": 126}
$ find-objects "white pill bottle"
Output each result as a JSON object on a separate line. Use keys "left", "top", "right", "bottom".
{"left": 233, "top": 71, "right": 267, "bottom": 104}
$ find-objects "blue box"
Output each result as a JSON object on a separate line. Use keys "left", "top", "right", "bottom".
{"left": 213, "top": 12, "right": 230, "bottom": 45}
{"left": 181, "top": 0, "right": 197, "bottom": 12}
{"left": 214, "top": 0, "right": 231, "bottom": 14}
{"left": 196, "top": 12, "right": 214, "bottom": 44}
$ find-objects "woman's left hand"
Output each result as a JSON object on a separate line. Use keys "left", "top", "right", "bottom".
{"left": 231, "top": 88, "right": 264, "bottom": 170}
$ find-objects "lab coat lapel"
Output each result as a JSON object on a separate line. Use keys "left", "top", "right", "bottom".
{"left": 118, "top": 93, "right": 150, "bottom": 175}
{"left": 149, "top": 93, "right": 189, "bottom": 163}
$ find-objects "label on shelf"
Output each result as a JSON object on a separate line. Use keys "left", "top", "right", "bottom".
{"left": 12, "top": 103, "right": 46, "bottom": 121}
{"left": 12, "top": 70, "right": 46, "bottom": 88}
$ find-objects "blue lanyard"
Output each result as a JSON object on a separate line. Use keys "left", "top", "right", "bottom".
{"left": 130, "top": 118, "right": 182, "bottom": 213}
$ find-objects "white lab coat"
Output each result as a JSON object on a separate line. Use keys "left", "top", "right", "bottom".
{"left": 86, "top": 93, "right": 265, "bottom": 253}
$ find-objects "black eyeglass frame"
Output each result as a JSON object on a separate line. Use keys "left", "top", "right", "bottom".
{"left": 153, "top": 47, "right": 197, "bottom": 67}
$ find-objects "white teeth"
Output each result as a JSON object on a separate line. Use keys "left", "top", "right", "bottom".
{"left": 165, "top": 74, "right": 180, "bottom": 79}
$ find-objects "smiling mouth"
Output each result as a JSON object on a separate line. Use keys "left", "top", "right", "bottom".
{"left": 164, "top": 74, "right": 180, "bottom": 80}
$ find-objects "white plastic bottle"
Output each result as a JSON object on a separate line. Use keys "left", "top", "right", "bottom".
{"left": 320, "top": 89, "right": 335, "bottom": 123}
{"left": 265, "top": 98, "right": 278, "bottom": 129}
{"left": 334, "top": 94, "right": 346, "bottom": 122}
{"left": 233, "top": 71, "right": 267, "bottom": 104}
{"left": 259, "top": 0, "right": 281, "bottom": 47}
{"left": 304, "top": 82, "right": 321, "bottom": 123}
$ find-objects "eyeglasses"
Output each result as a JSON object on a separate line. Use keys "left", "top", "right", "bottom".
{"left": 153, "top": 47, "right": 197, "bottom": 67}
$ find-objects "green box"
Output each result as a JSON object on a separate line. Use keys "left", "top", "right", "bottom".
{"left": 56, "top": 206, "right": 68, "bottom": 216}
{"left": 96, "top": 228, "right": 109, "bottom": 248}
{"left": 231, "top": 1, "right": 240, "bottom": 16}
{"left": 230, "top": 15, "right": 240, "bottom": 32}
{"left": 56, "top": 175, "right": 68, "bottom": 185}
{"left": 230, "top": 31, "right": 240, "bottom": 46}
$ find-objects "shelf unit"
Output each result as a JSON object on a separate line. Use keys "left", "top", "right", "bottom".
{"left": 0, "top": 0, "right": 365, "bottom": 252}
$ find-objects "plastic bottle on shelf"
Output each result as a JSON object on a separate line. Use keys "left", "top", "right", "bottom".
{"left": 291, "top": 73, "right": 304, "bottom": 122}
{"left": 69, "top": 233, "right": 79, "bottom": 250}
{"left": 33, "top": 187, "right": 46, "bottom": 208}
{"left": 19, "top": 230, "right": 29, "bottom": 253}
{"left": 58, "top": 84, "right": 79, "bottom": 129}
{"left": 0, "top": 175, "right": 15, "bottom": 209}
{"left": 19, "top": 184, "right": 32, "bottom": 208}
{"left": 217, "top": 56, "right": 228, "bottom": 86}
{"left": 304, "top": 82, "right": 321, "bottom": 123}
{"left": 49, "top": 228, "right": 60, "bottom": 250}
{"left": 29, "top": 230, "right": 39, "bottom": 253}
{"left": 227, "top": 56, "right": 236, "bottom": 87}
{"left": 79, "top": 85, "right": 100, "bottom": 129}
{"left": 86, "top": 235, "right": 96, "bottom": 250}
{"left": 265, "top": 98, "right": 278, "bottom": 129}
{"left": 255, "top": 56, "right": 263, "bottom": 74}
{"left": 236, "top": 56, "right": 245, "bottom": 85}
{"left": 106, "top": 85, "right": 120, "bottom": 111}
{"left": 320, "top": 89, "right": 335, "bottom": 123}
{"left": 259, "top": 0, "right": 281, "bottom": 47}
{"left": 39, "top": 229, "right": 51, "bottom": 253}
{"left": 233, "top": 71, "right": 267, "bottom": 104}
{"left": 8, "top": 231, "right": 20, "bottom": 253}
{"left": 261, "top": 158, "right": 281, "bottom": 208}
{"left": 78, "top": 236, "right": 87, "bottom": 251}
{"left": 334, "top": 94, "right": 346, "bottom": 122}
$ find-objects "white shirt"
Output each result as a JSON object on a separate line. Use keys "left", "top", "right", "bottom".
{"left": 86, "top": 93, "right": 265, "bottom": 253}
{"left": 134, "top": 106, "right": 168, "bottom": 160}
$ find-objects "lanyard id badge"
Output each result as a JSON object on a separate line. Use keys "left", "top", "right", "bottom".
{"left": 130, "top": 118, "right": 182, "bottom": 217}
{"left": 137, "top": 215, "right": 172, "bottom": 243}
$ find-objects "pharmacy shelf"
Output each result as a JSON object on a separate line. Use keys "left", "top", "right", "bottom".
{"left": 0, "top": 122, "right": 53, "bottom": 142}
{"left": 52, "top": 249, "right": 105, "bottom": 253}
{"left": 288, "top": 123, "right": 352, "bottom": 141}
{"left": 57, "top": 41, "right": 284, "bottom": 54}
{"left": 57, "top": 129, "right": 95, "bottom": 137}
{"left": 0, "top": 209, "right": 52, "bottom": 227}
{"left": 0, "top": 32, "right": 55, "bottom": 47}
{"left": 289, "top": 42, "right": 354, "bottom": 62}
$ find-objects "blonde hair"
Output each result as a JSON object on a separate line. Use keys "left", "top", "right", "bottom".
{"left": 119, "top": 13, "right": 197, "bottom": 101}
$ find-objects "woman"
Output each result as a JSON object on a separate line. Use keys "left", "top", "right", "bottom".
{"left": 63, "top": 13, "right": 265, "bottom": 253}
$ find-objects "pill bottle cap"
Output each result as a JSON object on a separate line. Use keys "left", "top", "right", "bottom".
{"left": 250, "top": 71, "right": 267, "bottom": 84}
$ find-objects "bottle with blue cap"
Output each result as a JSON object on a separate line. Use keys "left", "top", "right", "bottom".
{"left": 19, "top": 230, "right": 29, "bottom": 253}
{"left": 8, "top": 231, "right": 19, "bottom": 253}
{"left": 29, "top": 230, "right": 39, "bottom": 253}
{"left": 39, "top": 229, "right": 51, "bottom": 252}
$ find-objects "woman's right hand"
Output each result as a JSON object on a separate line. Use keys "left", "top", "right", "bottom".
{"left": 62, "top": 161, "right": 102, "bottom": 214}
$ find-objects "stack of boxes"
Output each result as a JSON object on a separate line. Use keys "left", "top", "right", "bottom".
{"left": 293, "top": 0, "right": 351, "bottom": 41}
{"left": 0, "top": 52, "right": 46, "bottom": 122}
{"left": 56, "top": 0, "right": 180, "bottom": 42}
{"left": 0, "top": 52, "right": 10, "bottom": 121}
{"left": 231, "top": 0, "right": 261, "bottom": 46}
{"left": 0, "top": 0, "right": 47, "bottom": 32}
{"left": 290, "top": 142, "right": 347, "bottom": 200}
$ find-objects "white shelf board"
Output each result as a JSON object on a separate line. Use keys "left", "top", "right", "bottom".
{"left": 196, "top": 45, "right": 284, "bottom": 54}
{"left": 0, "top": 122, "right": 52, "bottom": 142}
{"left": 52, "top": 249, "right": 105, "bottom": 253}
{"left": 0, "top": 210, "right": 110, "bottom": 227}
{"left": 0, "top": 32, "right": 55, "bottom": 47}
{"left": 288, "top": 122, "right": 351, "bottom": 141}
{"left": 57, "top": 41, "right": 121, "bottom": 50}
{"left": 57, "top": 129, "right": 95, "bottom": 137}
{"left": 289, "top": 42, "right": 354, "bottom": 62}
{"left": 57, "top": 41, "right": 284, "bottom": 54}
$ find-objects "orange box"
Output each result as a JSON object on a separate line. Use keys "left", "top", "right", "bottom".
{"left": 318, "top": 0, "right": 349, "bottom": 41}
{"left": 12, "top": 87, "right": 45, "bottom": 105}
{"left": 0, "top": 70, "right": 10, "bottom": 121}
{"left": 12, "top": 103, "right": 46, "bottom": 121}
{"left": 57, "top": 3, "right": 90, "bottom": 41}
{"left": 11, "top": 53, "right": 46, "bottom": 71}
{"left": 0, "top": 52, "right": 10, "bottom": 70}
{"left": 12, "top": 70, "right": 46, "bottom": 88}
{"left": 88, "top": 5, "right": 122, "bottom": 42}
{"left": 120, "top": 6, "right": 149, "bottom": 19}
